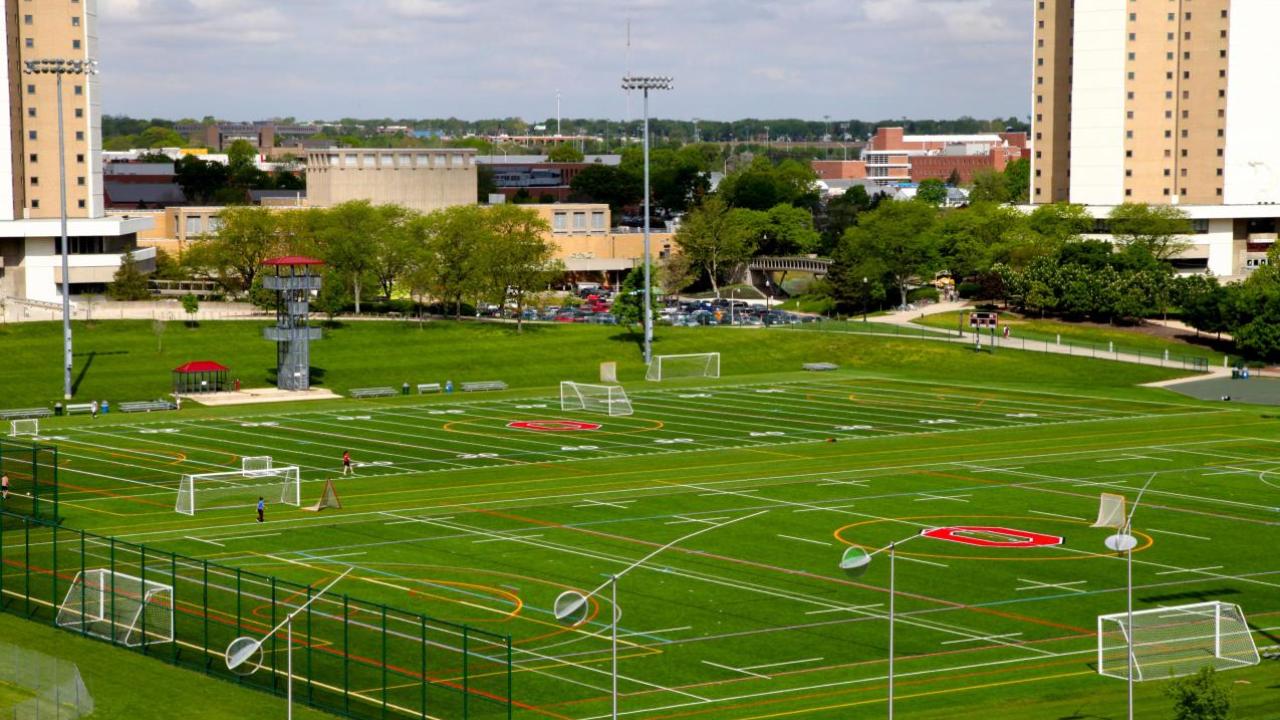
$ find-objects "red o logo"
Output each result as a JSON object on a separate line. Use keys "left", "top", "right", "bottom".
{"left": 922, "top": 526, "right": 1063, "bottom": 548}
{"left": 507, "top": 420, "right": 601, "bottom": 432}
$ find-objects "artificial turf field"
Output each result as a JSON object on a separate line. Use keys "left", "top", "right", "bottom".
{"left": 5, "top": 370, "right": 1280, "bottom": 719}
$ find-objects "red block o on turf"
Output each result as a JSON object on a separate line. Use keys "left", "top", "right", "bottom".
{"left": 922, "top": 526, "right": 1063, "bottom": 548}
{"left": 507, "top": 420, "right": 601, "bottom": 432}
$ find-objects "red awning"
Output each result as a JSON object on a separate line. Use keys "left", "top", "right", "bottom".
{"left": 173, "top": 361, "right": 230, "bottom": 374}
{"left": 263, "top": 256, "right": 324, "bottom": 266}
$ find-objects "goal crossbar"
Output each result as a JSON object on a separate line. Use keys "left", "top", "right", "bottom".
{"left": 176, "top": 465, "right": 301, "bottom": 516}
{"left": 1097, "top": 601, "right": 1260, "bottom": 681}
{"left": 646, "top": 352, "right": 720, "bottom": 382}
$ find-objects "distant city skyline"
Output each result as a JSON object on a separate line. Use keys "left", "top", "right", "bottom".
{"left": 97, "top": 0, "right": 1031, "bottom": 122}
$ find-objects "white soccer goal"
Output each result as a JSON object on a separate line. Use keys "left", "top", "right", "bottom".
{"left": 175, "top": 465, "right": 301, "bottom": 516}
{"left": 56, "top": 569, "right": 174, "bottom": 647}
{"left": 9, "top": 418, "right": 39, "bottom": 437}
{"left": 241, "top": 455, "right": 273, "bottom": 476}
{"left": 645, "top": 352, "right": 720, "bottom": 382}
{"left": 561, "top": 381, "right": 633, "bottom": 416}
{"left": 1097, "top": 601, "right": 1260, "bottom": 681}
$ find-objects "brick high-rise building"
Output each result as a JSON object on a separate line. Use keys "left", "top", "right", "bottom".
{"left": 1032, "top": 1, "right": 1280, "bottom": 277}
{"left": 0, "top": 0, "right": 151, "bottom": 304}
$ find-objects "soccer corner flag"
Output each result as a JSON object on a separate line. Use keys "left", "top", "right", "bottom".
{"left": 1091, "top": 492, "right": 1128, "bottom": 529}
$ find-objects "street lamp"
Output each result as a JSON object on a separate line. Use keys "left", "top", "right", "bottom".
{"left": 620, "top": 75, "right": 672, "bottom": 366}
{"left": 23, "top": 58, "right": 97, "bottom": 401}
{"left": 839, "top": 533, "right": 931, "bottom": 720}
{"left": 555, "top": 511, "right": 765, "bottom": 719}
{"left": 1098, "top": 473, "right": 1156, "bottom": 720}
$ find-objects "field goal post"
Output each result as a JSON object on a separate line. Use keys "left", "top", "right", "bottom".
{"left": 646, "top": 352, "right": 720, "bottom": 382}
{"left": 56, "top": 568, "right": 174, "bottom": 647}
{"left": 1097, "top": 601, "right": 1260, "bottom": 681}
{"left": 9, "top": 418, "right": 39, "bottom": 437}
{"left": 560, "top": 381, "right": 633, "bottom": 416}
{"left": 176, "top": 465, "right": 301, "bottom": 516}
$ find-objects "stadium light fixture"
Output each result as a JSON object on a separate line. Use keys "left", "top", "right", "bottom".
{"left": 226, "top": 568, "right": 352, "bottom": 720}
{"left": 1098, "top": 473, "right": 1156, "bottom": 720}
{"left": 620, "top": 75, "right": 672, "bottom": 366}
{"left": 555, "top": 510, "right": 764, "bottom": 719}
{"left": 22, "top": 59, "right": 98, "bottom": 401}
{"left": 838, "top": 531, "right": 931, "bottom": 720}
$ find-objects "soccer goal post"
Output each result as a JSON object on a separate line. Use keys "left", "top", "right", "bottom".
{"left": 1097, "top": 601, "right": 1260, "bottom": 681}
{"left": 175, "top": 465, "right": 301, "bottom": 516}
{"left": 560, "top": 381, "right": 633, "bottom": 416}
{"left": 9, "top": 418, "right": 39, "bottom": 437}
{"left": 56, "top": 568, "right": 174, "bottom": 647}
{"left": 646, "top": 352, "right": 720, "bottom": 382}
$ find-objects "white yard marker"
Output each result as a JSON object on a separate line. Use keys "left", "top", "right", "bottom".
{"left": 474, "top": 534, "right": 544, "bottom": 544}
{"left": 574, "top": 499, "right": 636, "bottom": 510}
{"left": 701, "top": 660, "right": 771, "bottom": 679}
{"left": 941, "top": 632, "right": 1024, "bottom": 645}
{"left": 184, "top": 536, "right": 225, "bottom": 548}
{"left": 665, "top": 515, "right": 731, "bottom": 526}
{"left": 1029, "top": 510, "right": 1086, "bottom": 521}
{"left": 818, "top": 478, "right": 869, "bottom": 488}
{"left": 1155, "top": 565, "right": 1224, "bottom": 576}
{"left": 1097, "top": 454, "right": 1173, "bottom": 463}
{"left": 912, "top": 493, "right": 971, "bottom": 503}
{"left": 776, "top": 534, "right": 832, "bottom": 547}
{"left": 792, "top": 502, "right": 859, "bottom": 513}
{"left": 742, "top": 657, "right": 824, "bottom": 672}
{"left": 1016, "top": 578, "right": 1087, "bottom": 593}
{"left": 805, "top": 603, "right": 884, "bottom": 616}
{"left": 1149, "top": 528, "right": 1211, "bottom": 541}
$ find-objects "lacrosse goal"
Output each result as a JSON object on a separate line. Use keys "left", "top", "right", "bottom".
{"left": 561, "top": 382, "right": 633, "bottom": 416}
{"left": 8, "top": 418, "right": 39, "bottom": 437}
{"left": 56, "top": 568, "right": 174, "bottom": 647}
{"left": 175, "top": 464, "right": 301, "bottom": 516}
{"left": 645, "top": 352, "right": 720, "bottom": 382}
{"left": 1097, "top": 601, "right": 1260, "bottom": 680}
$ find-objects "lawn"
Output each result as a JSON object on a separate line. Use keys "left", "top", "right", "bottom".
{"left": 2, "top": 329, "right": 1276, "bottom": 720}
{"left": 0, "top": 319, "right": 1191, "bottom": 411}
{"left": 909, "top": 311, "right": 1228, "bottom": 365}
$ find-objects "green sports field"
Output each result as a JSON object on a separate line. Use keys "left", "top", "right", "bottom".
{"left": 2, "top": 330, "right": 1278, "bottom": 719}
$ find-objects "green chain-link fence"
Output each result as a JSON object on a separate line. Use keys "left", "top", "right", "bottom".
{"left": 0, "top": 510, "right": 512, "bottom": 719}
{"left": 0, "top": 438, "right": 59, "bottom": 528}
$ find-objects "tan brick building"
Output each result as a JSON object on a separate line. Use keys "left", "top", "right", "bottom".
{"left": 305, "top": 148, "right": 477, "bottom": 215}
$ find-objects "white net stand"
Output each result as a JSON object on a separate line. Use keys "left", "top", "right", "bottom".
{"left": 646, "top": 352, "right": 720, "bottom": 382}
{"left": 561, "top": 382, "right": 633, "bottom": 416}
{"left": 176, "top": 465, "right": 301, "bottom": 515}
{"left": 9, "top": 418, "right": 39, "bottom": 437}
{"left": 1097, "top": 601, "right": 1260, "bottom": 681}
{"left": 56, "top": 569, "right": 174, "bottom": 647}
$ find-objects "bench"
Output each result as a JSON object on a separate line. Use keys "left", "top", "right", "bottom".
{"left": 461, "top": 381, "right": 508, "bottom": 393}
{"left": 417, "top": 383, "right": 442, "bottom": 394}
{"left": 119, "top": 400, "right": 176, "bottom": 413}
{"left": 350, "top": 387, "right": 397, "bottom": 399}
{"left": 803, "top": 362, "right": 839, "bottom": 372}
{"left": 65, "top": 403, "right": 96, "bottom": 415}
{"left": 0, "top": 407, "right": 53, "bottom": 421}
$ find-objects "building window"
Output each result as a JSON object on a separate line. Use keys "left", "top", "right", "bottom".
{"left": 572, "top": 212, "right": 586, "bottom": 230}
{"left": 75, "top": 131, "right": 84, "bottom": 141}
{"left": 72, "top": 39, "right": 81, "bottom": 49}
{"left": 27, "top": 107, "right": 35, "bottom": 118}
{"left": 30, "top": 177, "right": 38, "bottom": 186}
{"left": 1125, "top": 170, "right": 1132, "bottom": 177}
{"left": 1165, "top": 91, "right": 1173, "bottom": 99}
{"left": 1127, "top": 91, "right": 1134, "bottom": 100}
{"left": 1217, "top": 168, "right": 1223, "bottom": 176}
{"left": 1128, "top": 52, "right": 1135, "bottom": 61}
{"left": 591, "top": 212, "right": 605, "bottom": 230}
{"left": 1125, "top": 189, "right": 1133, "bottom": 197}
{"left": 1165, "top": 110, "right": 1173, "bottom": 119}
{"left": 71, "top": 16, "right": 81, "bottom": 26}
{"left": 77, "top": 176, "right": 85, "bottom": 186}
{"left": 1163, "top": 188, "right": 1170, "bottom": 196}
{"left": 1183, "top": 51, "right": 1190, "bottom": 60}
{"left": 1180, "top": 188, "right": 1188, "bottom": 196}
{"left": 1163, "top": 169, "right": 1171, "bottom": 177}
{"left": 185, "top": 216, "right": 203, "bottom": 235}
{"left": 23, "top": 14, "right": 32, "bottom": 24}
{"left": 1125, "top": 150, "right": 1133, "bottom": 158}
{"left": 78, "top": 199, "right": 86, "bottom": 209}
{"left": 28, "top": 130, "right": 36, "bottom": 140}
{"left": 24, "top": 38, "right": 33, "bottom": 48}
{"left": 26, "top": 84, "right": 35, "bottom": 95}
{"left": 74, "top": 108, "right": 83, "bottom": 118}
{"left": 1126, "top": 131, "right": 1134, "bottom": 139}
{"left": 76, "top": 153, "right": 84, "bottom": 163}
{"left": 1219, "top": 69, "right": 1226, "bottom": 78}
{"left": 1035, "top": 150, "right": 1042, "bottom": 159}
{"left": 553, "top": 212, "right": 566, "bottom": 231}
{"left": 74, "top": 85, "right": 83, "bottom": 96}
{"left": 29, "top": 154, "right": 37, "bottom": 163}
{"left": 1217, "top": 188, "right": 1223, "bottom": 196}
{"left": 1180, "top": 169, "right": 1187, "bottom": 177}
{"left": 1127, "top": 72, "right": 1135, "bottom": 80}
{"left": 1164, "top": 130, "right": 1172, "bottom": 138}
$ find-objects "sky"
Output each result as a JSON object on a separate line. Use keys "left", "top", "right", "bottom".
{"left": 97, "top": 0, "right": 1032, "bottom": 123}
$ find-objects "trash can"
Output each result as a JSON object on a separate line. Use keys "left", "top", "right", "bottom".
{"left": 1232, "top": 368, "right": 1240, "bottom": 379}
{"left": 402, "top": 382, "right": 410, "bottom": 396}
{"left": 54, "top": 402, "right": 63, "bottom": 417}
{"left": 445, "top": 380, "right": 454, "bottom": 394}
{"left": 101, "top": 400, "right": 110, "bottom": 415}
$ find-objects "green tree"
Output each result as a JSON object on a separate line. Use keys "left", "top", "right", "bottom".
{"left": 482, "top": 204, "right": 559, "bottom": 332}
{"left": 107, "top": 251, "right": 152, "bottom": 300}
{"left": 1227, "top": 257, "right": 1280, "bottom": 361}
{"left": 317, "top": 201, "right": 381, "bottom": 313}
{"left": 716, "top": 156, "right": 820, "bottom": 211}
{"left": 756, "top": 203, "right": 820, "bottom": 256}
{"left": 1002, "top": 158, "right": 1030, "bottom": 203}
{"left": 817, "top": 186, "right": 874, "bottom": 254}
{"left": 421, "top": 205, "right": 491, "bottom": 318}
{"left": 672, "top": 196, "right": 760, "bottom": 297}
{"left": 836, "top": 200, "right": 940, "bottom": 308}
{"left": 477, "top": 165, "right": 498, "bottom": 202}
{"left": 569, "top": 164, "right": 642, "bottom": 215}
{"left": 183, "top": 206, "right": 281, "bottom": 294}
{"left": 1176, "top": 274, "right": 1230, "bottom": 337}
{"left": 311, "top": 268, "right": 352, "bottom": 323}
{"left": 226, "top": 139, "right": 258, "bottom": 168}
{"left": 932, "top": 202, "right": 1031, "bottom": 278}
{"left": 180, "top": 293, "right": 199, "bottom": 326}
{"left": 968, "top": 170, "right": 1010, "bottom": 204}
{"left": 546, "top": 144, "right": 585, "bottom": 163}
{"left": 138, "top": 126, "right": 186, "bottom": 148}
{"left": 1108, "top": 203, "right": 1193, "bottom": 261}
{"left": 174, "top": 155, "right": 230, "bottom": 204}
{"left": 916, "top": 179, "right": 948, "bottom": 206}
{"left": 1164, "top": 666, "right": 1233, "bottom": 720}
{"left": 612, "top": 267, "right": 643, "bottom": 329}
{"left": 366, "top": 204, "right": 419, "bottom": 300}
{"left": 1028, "top": 202, "right": 1094, "bottom": 246}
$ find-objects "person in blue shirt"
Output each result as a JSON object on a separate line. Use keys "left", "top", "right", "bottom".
{"left": 257, "top": 497, "right": 265, "bottom": 523}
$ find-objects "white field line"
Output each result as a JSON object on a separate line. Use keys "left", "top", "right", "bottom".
{"left": 911, "top": 493, "right": 971, "bottom": 503}
{"left": 1148, "top": 528, "right": 1212, "bottom": 541}
{"left": 805, "top": 603, "right": 884, "bottom": 616}
{"left": 616, "top": 626, "right": 692, "bottom": 639}
{"left": 1028, "top": 510, "right": 1087, "bottom": 521}
{"left": 217, "top": 531, "right": 283, "bottom": 542}
{"left": 183, "top": 535, "right": 225, "bottom": 547}
{"left": 940, "top": 632, "right": 1024, "bottom": 646}
{"left": 741, "top": 657, "right": 825, "bottom": 671}
{"left": 895, "top": 556, "right": 950, "bottom": 568}
{"left": 701, "top": 660, "right": 770, "bottom": 679}
{"left": 789, "top": 379, "right": 1149, "bottom": 419}
{"left": 1155, "top": 565, "right": 1224, "bottom": 576}
{"left": 776, "top": 534, "right": 832, "bottom": 547}
{"left": 473, "top": 533, "right": 544, "bottom": 544}
{"left": 1016, "top": 579, "right": 1087, "bottom": 593}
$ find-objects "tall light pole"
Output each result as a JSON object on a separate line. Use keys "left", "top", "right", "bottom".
{"left": 23, "top": 58, "right": 97, "bottom": 401}
{"left": 620, "top": 75, "right": 671, "bottom": 366}
{"left": 1098, "top": 474, "right": 1155, "bottom": 720}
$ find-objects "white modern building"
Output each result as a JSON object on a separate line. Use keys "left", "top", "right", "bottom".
{"left": 0, "top": 0, "right": 153, "bottom": 305}
{"left": 1032, "top": 0, "right": 1280, "bottom": 278}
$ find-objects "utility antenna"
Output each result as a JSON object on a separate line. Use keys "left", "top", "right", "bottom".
{"left": 625, "top": 18, "right": 632, "bottom": 123}
{"left": 556, "top": 89, "right": 562, "bottom": 136}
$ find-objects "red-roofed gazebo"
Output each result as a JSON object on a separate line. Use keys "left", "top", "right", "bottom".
{"left": 173, "top": 360, "right": 230, "bottom": 394}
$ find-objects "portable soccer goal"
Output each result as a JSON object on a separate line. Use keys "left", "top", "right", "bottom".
{"left": 1097, "top": 601, "right": 1260, "bottom": 681}
{"left": 175, "top": 465, "right": 301, "bottom": 516}
{"left": 645, "top": 352, "right": 720, "bottom": 382}
{"left": 561, "top": 381, "right": 633, "bottom": 416}
{"left": 301, "top": 478, "right": 342, "bottom": 512}
{"left": 241, "top": 455, "right": 273, "bottom": 476}
{"left": 9, "top": 418, "right": 39, "bottom": 437}
{"left": 55, "top": 568, "right": 174, "bottom": 647}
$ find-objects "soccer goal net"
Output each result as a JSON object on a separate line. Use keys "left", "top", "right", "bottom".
{"left": 561, "top": 382, "right": 633, "bottom": 416}
{"left": 1097, "top": 601, "right": 1260, "bottom": 681}
{"left": 9, "top": 418, "right": 39, "bottom": 437}
{"left": 56, "top": 568, "right": 174, "bottom": 647}
{"left": 645, "top": 352, "right": 720, "bottom": 382}
{"left": 175, "top": 465, "right": 301, "bottom": 516}
{"left": 241, "top": 455, "right": 273, "bottom": 476}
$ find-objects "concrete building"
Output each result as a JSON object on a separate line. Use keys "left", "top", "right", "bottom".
{"left": 528, "top": 203, "right": 673, "bottom": 286}
{"left": 861, "top": 127, "right": 1028, "bottom": 186}
{"left": 1032, "top": 0, "right": 1280, "bottom": 277}
{"left": 0, "top": 0, "right": 153, "bottom": 303}
{"left": 305, "top": 148, "right": 476, "bottom": 214}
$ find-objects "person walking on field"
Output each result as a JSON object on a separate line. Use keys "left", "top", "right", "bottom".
{"left": 1, "top": 473, "right": 9, "bottom": 501}
{"left": 342, "top": 450, "right": 354, "bottom": 476}
{"left": 90, "top": 400, "right": 99, "bottom": 419}
{"left": 257, "top": 496, "right": 265, "bottom": 523}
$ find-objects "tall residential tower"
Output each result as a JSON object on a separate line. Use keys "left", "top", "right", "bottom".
{"left": 1031, "top": 1, "right": 1280, "bottom": 276}
{"left": 1, "top": 0, "right": 151, "bottom": 305}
